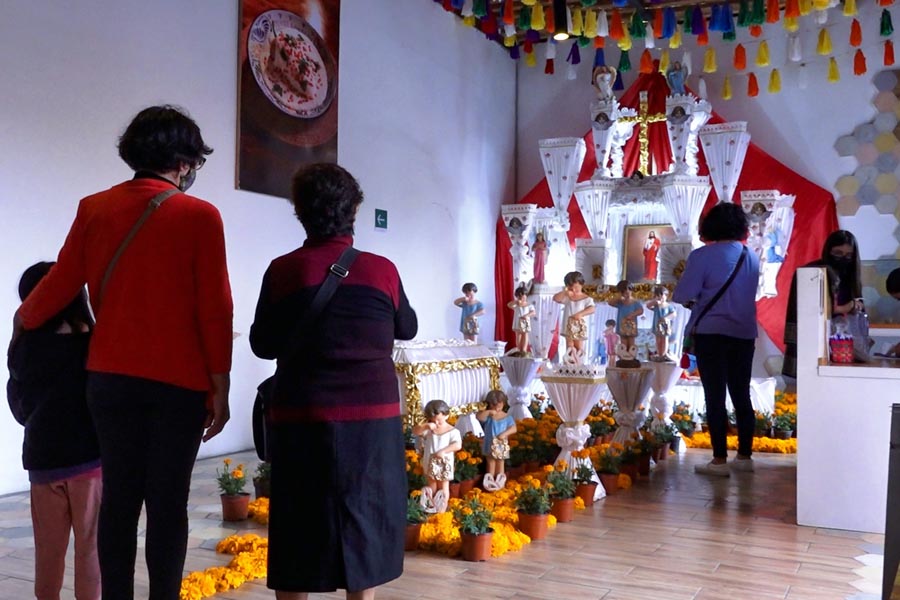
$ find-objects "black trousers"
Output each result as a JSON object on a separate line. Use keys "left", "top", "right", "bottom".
{"left": 87, "top": 373, "right": 207, "bottom": 600}
{"left": 694, "top": 334, "right": 756, "bottom": 459}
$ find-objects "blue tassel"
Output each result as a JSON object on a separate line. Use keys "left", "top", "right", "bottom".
{"left": 720, "top": 2, "right": 735, "bottom": 33}
{"left": 614, "top": 69, "right": 625, "bottom": 89}
{"left": 613, "top": 0, "right": 629, "bottom": 6}
{"left": 567, "top": 41, "right": 582, "bottom": 65}
{"left": 451, "top": 0, "right": 465, "bottom": 9}
{"left": 594, "top": 47, "right": 607, "bottom": 66}
{"left": 709, "top": 5, "right": 722, "bottom": 30}
{"left": 691, "top": 5, "right": 705, "bottom": 34}
{"left": 510, "top": 44, "right": 521, "bottom": 60}
{"left": 661, "top": 7, "right": 677, "bottom": 38}
{"left": 526, "top": 29, "right": 540, "bottom": 41}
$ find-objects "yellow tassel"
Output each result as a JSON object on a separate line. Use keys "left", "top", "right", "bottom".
{"left": 813, "top": 0, "right": 829, "bottom": 10}
{"left": 463, "top": 15, "right": 477, "bottom": 27}
{"left": 704, "top": 47, "right": 717, "bottom": 72}
{"left": 670, "top": 28, "right": 682, "bottom": 49}
{"left": 531, "top": 3, "right": 545, "bottom": 30}
{"left": 584, "top": 9, "right": 598, "bottom": 38}
{"left": 828, "top": 56, "right": 840, "bottom": 82}
{"left": 618, "top": 28, "right": 633, "bottom": 50}
{"left": 526, "top": 50, "right": 537, "bottom": 67}
{"left": 723, "top": 75, "right": 733, "bottom": 99}
{"left": 659, "top": 49, "right": 671, "bottom": 72}
{"left": 843, "top": 0, "right": 858, "bottom": 15}
{"left": 768, "top": 68, "right": 781, "bottom": 92}
{"left": 756, "top": 40, "right": 770, "bottom": 66}
{"left": 799, "top": 0, "right": 812, "bottom": 14}
{"left": 504, "top": 35, "right": 516, "bottom": 47}
{"left": 817, "top": 28, "right": 832, "bottom": 55}
{"left": 572, "top": 8, "right": 584, "bottom": 36}
{"left": 783, "top": 16, "right": 799, "bottom": 31}
{"left": 521, "top": 0, "right": 536, "bottom": 5}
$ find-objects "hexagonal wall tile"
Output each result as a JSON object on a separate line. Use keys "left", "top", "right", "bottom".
{"left": 875, "top": 132, "right": 899, "bottom": 152}
{"left": 877, "top": 152, "right": 899, "bottom": 173}
{"left": 836, "top": 175, "right": 861, "bottom": 196}
{"left": 876, "top": 194, "right": 898, "bottom": 214}
{"left": 874, "top": 70, "right": 899, "bottom": 91}
{"left": 836, "top": 196, "right": 861, "bottom": 216}
{"left": 854, "top": 123, "right": 878, "bottom": 143}
{"left": 875, "top": 111, "right": 899, "bottom": 132}
{"left": 876, "top": 173, "right": 899, "bottom": 194}
{"left": 855, "top": 164, "right": 880, "bottom": 184}
{"left": 855, "top": 143, "right": 879, "bottom": 165}
{"left": 835, "top": 135, "right": 859, "bottom": 157}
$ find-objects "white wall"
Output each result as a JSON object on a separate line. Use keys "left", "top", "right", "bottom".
{"left": 516, "top": 2, "right": 893, "bottom": 260}
{"left": 0, "top": 1, "right": 515, "bottom": 495}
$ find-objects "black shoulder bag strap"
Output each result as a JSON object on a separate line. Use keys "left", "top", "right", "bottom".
{"left": 97, "top": 188, "right": 179, "bottom": 306}
{"left": 690, "top": 245, "right": 748, "bottom": 336}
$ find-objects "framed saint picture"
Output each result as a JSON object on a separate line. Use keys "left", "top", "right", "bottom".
{"left": 237, "top": 0, "right": 341, "bottom": 199}
{"left": 622, "top": 224, "right": 675, "bottom": 283}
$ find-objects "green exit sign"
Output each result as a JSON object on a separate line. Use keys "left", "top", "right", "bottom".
{"left": 375, "top": 209, "right": 388, "bottom": 230}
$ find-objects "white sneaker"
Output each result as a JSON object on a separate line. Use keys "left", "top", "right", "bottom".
{"left": 494, "top": 473, "right": 507, "bottom": 489}
{"left": 694, "top": 461, "right": 731, "bottom": 477}
{"left": 483, "top": 473, "right": 497, "bottom": 491}
{"left": 731, "top": 457, "right": 755, "bottom": 472}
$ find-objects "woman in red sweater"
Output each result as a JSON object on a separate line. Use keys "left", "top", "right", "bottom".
{"left": 12, "top": 105, "right": 233, "bottom": 600}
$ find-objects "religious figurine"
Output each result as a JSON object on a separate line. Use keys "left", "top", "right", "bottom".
{"left": 592, "top": 65, "right": 617, "bottom": 102}
{"left": 453, "top": 282, "right": 485, "bottom": 342}
{"left": 594, "top": 110, "right": 613, "bottom": 130}
{"left": 412, "top": 400, "right": 462, "bottom": 513}
{"left": 607, "top": 280, "right": 644, "bottom": 367}
{"left": 552, "top": 271, "right": 596, "bottom": 358}
{"left": 602, "top": 319, "right": 619, "bottom": 366}
{"left": 646, "top": 285, "right": 676, "bottom": 361}
{"left": 668, "top": 105, "right": 690, "bottom": 125}
{"left": 507, "top": 284, "right": 536, "bottom": 353}
{"left": 476, "top": 390, "right": 517, "bottom": 491}
{"left": 666, "top": 61, "right": 689, "bottom": 96}
{"left": 642, "top": 230, "right": 661, "bottom": 281}
{"left": 530, "top": 232, "right": 549, "bottom": 284}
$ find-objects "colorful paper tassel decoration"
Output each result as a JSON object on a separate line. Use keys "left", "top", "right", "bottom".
{"left": 683, "top": 7, "right": 693, "bottom": 33}
{"left": 750, "top": 24, "right": 763, "bottom": 37}
{"left": 828, "top": 56, "right": 840, "bottom": 82}
{"left": 572, "top": 8, "right": 584, "bottom": 35}
{"left": 654, "top": 9, "right": 664, "bottom": 36}
{"left": 584, "top": 9, "right": 598, "bottom": 37}
{"left": 813, "top": 0, "right": 829, "bottom": 11}
{"left": 750, "top": 0, "right": 765, "bottom": 24}
{"left": 503, "top": 0, "right": 514, "bottom": 25}
{"left": 814, "top": 9, "right": 828, "bottom": 25}
{"left": 582, "top": 0, "right": 598, "bottom": 6}
{"left": 521, "top": 0, "right": 536, "bottom": 5}
{"left": 734, "top": 44, "right": 747, "bottom": 69}
{"left": 723, "top": 30, "right": 737, "bottom": 41}
{"left": 843, "top": 0, "right": 858, "bottom": 16}
{"left": 768, "top": 68, "right": 781, "bottom": 92}
{"left": 614, "top": 69, "right": 624, "bottom": 90}
{"left": 639, "top": 49, "right": 654, "bottom": 72}
{"left": 670, "top": 28, "right": 682, "bottom": 49}
{"left": 850, "top": 19, "right": 862, "bottom": 46}
{"left": 473, "top": 0, "right": 487, "bottom": 18}
{"left": 594, "top": 47, "right": 606, "bottom": 66}
{"left": 598, "top": 10, "right": 609, "bottom": 36}
{"left": 853, "top": 49, "right": 867, "bottom": 74}
{"left": 545, "top": 41, "right": 557, "bottom": 74}
{"left": 817, "top": 28, "right": 832, "bottom": 55}
{"left": 682, "top": 50, "right": 693, "bottom": 74}
{"left": 720, "top": 3, "right": 736, "bottom": 34}
{"left": 630, "top": 11, "right": 647, "bottom": 38}
{"left": 544, "top": 4, "right": 555, "bottom": 32}
{"left": 710, "top": 4, "right": 722, "bottom": 31}
{"left": 531, "top": 3, "right": 545, "bottom": 30}
{"left": 618, "top": 28, "right": 633, "bottom": 50}
{"left": 723, "top": 74, "right": 733, "bottom": 99}
{"left": 618, "top": 49, "right": 632, "bottom": 72}
{"left": 788, "top": 34, "right": 802, "bottom": 61}
{"left": 517, "top": 6, "right": 531, "bottom": 30}
{"left": 704, "top": 47, "right": 718, "bottom": 72}
{"left": 798, "top": 0, "right": 812, "bottom": 14}
{"left": 460, "top": 0, "right": 472, "bottom": 15}
{"left": 784, "top": 0, "right": 800, "bottom": 17}
{"left": 783, "top": 16, "right": 799, "bottom": 32}
{"left": 699, "top": 76, "right": 709, "bottom": 99}
{"left": 737, "top": 0, "right": 750, "bottom": 27}
{"left": 887, "top": 40, "right": 896, "bottom": 66}
{"left": 646, "top": 25, "right": 657, "bottom": 48}
{"left": 595, "top": 36, "right": 605, "bottom": 48}
{"left": 510, "top": 44, "right": 521, "bottom": 60}
{"left": 609, "top": 9, "right": 625, "bottom": 39}
{"left": 698, "top": 30, "right": 709, "bottom": 46}
{"left": 756, "top": 40, "right": 770, "bottom": 66}
{"left": 525, "top": 41, "right": 537, "bottom": 66}
{"left": 659, "top": 48, "right": 671, "bottom": 72}
{"left": 748, "top": 72, "right": 759, "bottom": 96}
{"left": 504, "top": 35, "right": 516, "bottom": 47}
{"left": 691, "top": 5, "right": 706, "bottom": 34}
{"left": 567, "top": 40, "right": 582, "bottom": 65}
{"left": 882, "top": 9, "right": 894, "bottom": 36}
{"left": 766, "top": 0, "right": 780, "bottom": 23}
{"left": 880, "top": 0, "right": 895, "bottom": 6}
{"left": 463, "top": 15, "right": 476, "bottom": 26}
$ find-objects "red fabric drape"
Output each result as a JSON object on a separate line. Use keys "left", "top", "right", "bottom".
{"left": 494, "top": 70, "right": 838, "bottom": 353}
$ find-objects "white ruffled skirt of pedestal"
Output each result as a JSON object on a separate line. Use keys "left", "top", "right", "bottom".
{"left": 500, "top": 356, "right": 544, "bottom": 421}
{"left": 607, "top": 366, "right": 654, "bottom": 444}
{"left": 542, "top": 377, "right": 607, "bottom": 468}
{"left": 648, "top": 360, "right": 684, "bottom": 425}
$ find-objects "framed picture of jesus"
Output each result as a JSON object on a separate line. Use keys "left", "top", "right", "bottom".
{"left": 623, "top": 224, "right": 675, "bottom": 283}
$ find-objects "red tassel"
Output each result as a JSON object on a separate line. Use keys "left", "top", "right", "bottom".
{"left": 734, "top": 44, "right": 747, "bottom": 69}
{"left": 886, "top": 40, "right": 895, "bottom": 65}
{"left": 610, "top": 9, "right": 625, "bottom": 39}
{"left": 748, "top": 72, "right": 760, "bottom": 96}
{"left": 879, "top": 0, "right": 894, "bottom": 6}
{"left": 545, "top": 5, "right": 555, "bottom": 32}
{"left": 854, "top": 49, "right": 867, "bottom": 74}
{"left": 698, "top": 30, "right": 709, "bottom": 45}
{"left": 654, "top": 9, "right": 664, "bottom": 37}
{"left": 749, "top": 24, "right": 763, "bottom": 37}
{"left": 545, "top": 58, "right": 555, "bottom": 74}
{"left": 443, "top": 0, "right": 453, "bottom": 11}
{"left": 503, "top": 0, "right": 514, "bottom": 25}
{"left": 680, "top": 353, "right": 691, "bottom": 369}
{"left": 785, "top": 0, "right": 801, "bottom": 17}
{"left": 640, "top": 49, "right": 654, "bottom": 72}
{"left": 595, "top": 36, "right": 605, "bottom": 48}
{"left": 850, "top": 19, "right": 862, "bottom": 46}
{"left": 766, "top": 0, "right": 780, "bottom": 22}
{"left": 524, "top": 40, "right": 533, "bottom": 54}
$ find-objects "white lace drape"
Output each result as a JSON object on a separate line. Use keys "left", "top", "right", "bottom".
{"left": 539, "top": 138, "right": 586, "bottom": 224}
{"left": 500, "top": 356, "right": 544, "bottom": 421}
{"left": 698, "top": 122, "right": 751, "bottom": 204}
{"left": 607, "top": 367, "right": 654, "bottom": 443}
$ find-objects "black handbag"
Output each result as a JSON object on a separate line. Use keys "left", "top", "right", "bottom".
{"left": 252, "top": 246, "right": 359, "bottom": 461}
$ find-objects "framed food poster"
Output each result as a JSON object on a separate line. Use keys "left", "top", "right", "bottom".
{"left": 238, "top": 0, "right": 340, "bottom": 198}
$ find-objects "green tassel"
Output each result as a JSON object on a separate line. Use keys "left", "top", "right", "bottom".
{"left": 629, "top": 11, "right": 647, "bottom": 38}
{"left": 517, "top": 5, "right": 531, "bottom": 30}
{"left": 618, "top": 49, "right": 632, "bottom": 72}
{"left": 473, "top": 0, "right": 487, "bottom": 18}
{"left": 582, "top": 0, "right": 598, "bottom": 6}
{"left": 578, "top": 35, "right": 592, "bottom": 47}
{"left": 750, "top": 0, "right": 765, "bottom": 25}
{"left": 737, "top": 0, "right": 750, "bottom": 26}
{"left": 882, "top": 9, "right": 894, "bottom": 37}
{"left": 683, "top": 7, "right": 693, "bottom": 32}
{"left": 723, "top": 30, "right": 736, "bottom": 40}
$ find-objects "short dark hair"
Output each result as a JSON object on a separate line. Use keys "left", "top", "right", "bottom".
{"left": 118, "top": 105, "right": 212, "bottom": 173}
{"left": 615, "top": 280, "right": 633, "bottom": 293}
{"left": 423, "top": 399, "right": 451, "bottom": 420}
{"left": 653, "top": 285, "right": 668, "bottom": 297}
{"left": 19, "top": 261, "right": 94, "bottom": 333}
{"left": 605, "top": 319, "right": 616, "bottom": 327}
{"left": 514, "top": 284, "right": 527, "bottom": 298}
{"left": 483, "top": 390, "right": 508, "bottom": 409}
{"left": 462, "top": 282, "right": 478, "bottom": 294}
{"left": 564, "top": 271, "right": 585, "bottom": 287}
{"left": 292, "top": 163, "right": 363, "bottom": 238}
{"left": 887, "top": 268, "right": 900, "bottom": 296}
{"left": 699, "top": 202, "right": 749, "bottom": 242}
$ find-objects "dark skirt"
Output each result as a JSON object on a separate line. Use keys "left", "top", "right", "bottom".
{"left": 267, "top": 416, "right": 406, "bottom": 593}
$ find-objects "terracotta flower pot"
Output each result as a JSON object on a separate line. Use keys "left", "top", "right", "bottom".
{"left": 638, "top": 454, "right": 651, "bottom": 476}
{"left": 775, "top": 429, "right": 793, "bottom": 440}
{"left": 458, "top": 478, "right": 476, "bottom": 497}
{"left": 551, "top": 497, "right": 575, "bottom": 522}
{"left": 220, "top": 493, "right": 250, "bottom": 521}
{"left": 449, "top": 481, "right": 461, "bottom": 499}
{"left": 459, "top": 529, "right": 493, "bottom": 561}
{"left": 598, "top": 472, "right": 619, "bottom": 496}
{"left": 253, "top": 478, "right": 270, "bottom": 499}
{"left": 524, "top": 461, "right": 540, "bottom": 474}
{"left": 405, "top": 523, "right": 422, "bottom": 551}
{"left": 575, "top": 482, "right": 598, "bottom": 507}
{"left": 620, "top": 463, "right": 638, "bottom": 481}
{"left": 517, "top": 511, "right": 549, "bottom": 540}
{"left": 506, "top": 465, "right": 525, "bottom": 481}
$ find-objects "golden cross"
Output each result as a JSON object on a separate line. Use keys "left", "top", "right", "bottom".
{"left": 617, "top": 91, "right": 667, "bottom": 175}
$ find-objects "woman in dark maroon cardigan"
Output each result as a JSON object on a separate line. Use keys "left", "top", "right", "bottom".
{"left": 250, "top": 163, "right": 417, "bottom": 600}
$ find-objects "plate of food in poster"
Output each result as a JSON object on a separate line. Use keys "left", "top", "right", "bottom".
{"left": 248, "top": 9, "right": 336, "bottom": 119}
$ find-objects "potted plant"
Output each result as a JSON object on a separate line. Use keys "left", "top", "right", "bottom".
{"left": 454, "top": 450, "right": 481, "bottom": 496}
{"left": 405, "top": 492, "right": 428, "bottom": 551}
{"left": 652, "top": 421, "right": 678, "bottom": 459}
{"left": 754, "top": 410, "right": 773, "bottom": 438}
{"left": 217, "top": 458, "right": 249, "bottom": 521}
{"left": 773, "top": 412, "right": 796, "bottom": 439}
{"left": 514, "top": 475, "right": 551, "bottom": 540}
{"left": 545, "top": 461, "right": 576, "bottom": 522}
{"left": 593, "top": 443, "right": 623, "bottom": 495}
{"left": 699, "top": 411, "right": 709, "bottom": 433}
{"left": 252, "top": 462, "right": 271, "bottom": 499}
{"left": 571, "top": 449, "right": 598, "bottom": 507}
{"left": 406, "top": 449, "right": 427, "bottom": 492}
{"left": 671, "top": 402, "right": 696, "bottom": 438}
{"left": 452, "top": 491, "right": 494, "bottom": 561}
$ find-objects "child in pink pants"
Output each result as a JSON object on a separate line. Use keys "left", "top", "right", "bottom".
{"left": 8, "top": 262, "right": 101, "bottom": 600}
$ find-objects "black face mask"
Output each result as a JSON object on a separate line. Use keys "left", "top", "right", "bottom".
{"left": 179, "top": 168, "right": 197, "bottom": 192}
{"left": 830, "top": 255, "right": 853, "bottom": 265}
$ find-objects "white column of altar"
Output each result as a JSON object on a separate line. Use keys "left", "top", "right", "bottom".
{"left": 501, "top": 204, "right": 539, "bottom": 290}
{"left": 528, "top": 288, "right": 561, "bottom": 360}
{"left": 648, "top": 361, "right": 683, "bottom": 428}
